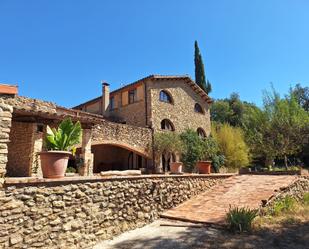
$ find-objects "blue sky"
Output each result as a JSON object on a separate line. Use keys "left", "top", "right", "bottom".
{"left": 0, "top": 0, "right": 308, "bottom": 107}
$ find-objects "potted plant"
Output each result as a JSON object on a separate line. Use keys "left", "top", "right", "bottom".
{"left": 197, "top": 137, "right": 219, "bottom": 174}
{"left": 154, "top": 132, "right": 184, "bottom": 174}
{"left": 39, "top": 118, "right": 82, "bottom": 178}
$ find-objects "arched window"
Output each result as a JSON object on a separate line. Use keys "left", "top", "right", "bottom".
{"left": 159, "top": 90, "right": 173, "bottom": 104}
{"left": 161, "top": 119, "right": 175, "bottom": 131}
{"left": 197, "top": 127, "right": 206, "bottom": 138}
{"left": 194, "top": 103, "right": 204, "bottom": 114}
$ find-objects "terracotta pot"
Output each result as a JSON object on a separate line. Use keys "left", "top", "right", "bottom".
{"left": 197, "top": 161, "right": 212, "bottom": 174}
{"left": 39, "top": 151, "right": 71, "bottom": 178}
{"left": 170, "top": 162, "right": 183, "bottom": 174}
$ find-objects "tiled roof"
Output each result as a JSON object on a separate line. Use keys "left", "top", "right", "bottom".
{"left": 73, "top": 74, "right": 212, "bottom": 108}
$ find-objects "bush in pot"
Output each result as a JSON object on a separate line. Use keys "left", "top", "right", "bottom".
{"left": 39, "top": 118, "right": 82, "bottom": 178}
{"left": 180, "top": 129, "right": 205, "bottom": 172}
{"left": 197, "top": 136, "right": 219, "bottom": 174}
{"left": 154, "top": 132, "right": 184, "bottom": 173}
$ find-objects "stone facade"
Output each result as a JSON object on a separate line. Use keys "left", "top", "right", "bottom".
{"left": 0, "top": 99, "right": 13, "bottom": 179}
{"left": 92, "top": 121, "right": 152, "bottom": 157}
{"left": 147, "top": 78, "right": 211, "bottom": 135}
{"left": 0, "top": 175, "right": 228, "bottom": 248}
{"left": 74, "top": 75, "right": 211, "bottom": 136}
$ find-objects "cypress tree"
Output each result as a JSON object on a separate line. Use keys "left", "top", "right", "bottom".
{"left": 194, "top": 40, "right": 212, "bottom": 94}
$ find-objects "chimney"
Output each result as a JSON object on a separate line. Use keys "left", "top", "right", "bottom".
{"left": 101, "top": 81, "right": 110, "bottom": 116}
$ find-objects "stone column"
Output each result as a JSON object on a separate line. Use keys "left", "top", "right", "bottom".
{"left": 0, "top": 99, "right": 13, "bottom": 179}
{"left": 80, "top": 129, "right": 93, "bottom": 176}
{"left": 30, "top": 124, "right": 43, "bottom": 177}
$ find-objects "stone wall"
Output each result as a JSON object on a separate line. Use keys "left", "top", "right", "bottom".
{"left": 148, "top": 79, "right": 211, "bottom": 135}
{"left": 7, "top": 122, "right": 35, "bottom": 177}
{"left": 0, "top": 98, "right": 13, "bottom": 178}
{"left": 265, "top": 176, "right": 309, "bottom": 206}
{"left": 0, "top": 175, "right": 229, "bottom": 248}
{"left": 92, "top": 120, "right": 152, "bottom": 158}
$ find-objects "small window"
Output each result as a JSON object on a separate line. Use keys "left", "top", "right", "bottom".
{"left": 128, "top": 89, "right": 137, "bottom": 104}
{"left": 197, "top": 128, "right": 206, "bottom": 138}
{"left": 159, "top": 90, "right": 173, "bottom": 104}
{"left": 110, "top": 96, "right": 115, "bottom": 110}
{"left": 194, "top": 103, "right": 204, "bottom": 114}
{"left": 161, "top": 119, "right": 175, "bottom": 131}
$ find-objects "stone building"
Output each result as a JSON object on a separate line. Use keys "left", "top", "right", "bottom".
{"left": 0, "top": 75, "right": 211, "bottom": 177}
{"left": 74, "top": 75, "right": 212, "bottom": 171}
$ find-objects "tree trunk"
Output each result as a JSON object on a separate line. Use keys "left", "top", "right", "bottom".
{"left": 265, "top": 156, "right": 274, "bottom": 168}
{"left": 284, "top": 155, "right": 288, "bottom": 170}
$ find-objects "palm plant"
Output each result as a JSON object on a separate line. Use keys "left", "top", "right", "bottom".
{"left": 45, "top": 118, "right": 82, "bottom": 152}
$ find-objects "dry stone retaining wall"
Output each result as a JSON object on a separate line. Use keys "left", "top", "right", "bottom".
{"left": 0, "top": 175, "right": 229, "bottom": 248}
{"left": 266, "top": 176, "right": 309, "bottom": 206}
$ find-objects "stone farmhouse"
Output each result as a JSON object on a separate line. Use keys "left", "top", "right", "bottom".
{"left": 0, "top": 75, "right": 211, "bottom": 178}
{"left": 74, "top": 75, "right": 212, "bottom": 172}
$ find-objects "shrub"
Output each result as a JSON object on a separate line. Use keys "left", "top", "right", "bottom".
{"left": 180, "top": 130, "right": 223, "bottom": 172}
{"left": 212, "top": 123, "right": 250, "bottom": 169}
{"left": 154, "top": 132, "right": 184, "bottom": 169}
{"left": 211, "top": 154, "right": 225, "bottom": 173}
{"left": 180, "top": 130, "right": 204, "bottom": 172}
{"left": 226, "top": 206, "right": 258, "bottom": 232}
{"left": 66, "top": 167, "right": 76, "bottom": 173}
{"left": 272, "top": 196, "right": 296, "bottom": 215}
{"left": 303, "top": 192, "right": 309, "bottom": 205}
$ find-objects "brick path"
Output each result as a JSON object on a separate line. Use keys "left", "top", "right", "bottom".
{"left": 161, "top": 175, "right": 297, "bottom": 224}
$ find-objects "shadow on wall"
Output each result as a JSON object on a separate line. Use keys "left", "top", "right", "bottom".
{"left": 103, "top": 221, "right": 309, "bottom": 249}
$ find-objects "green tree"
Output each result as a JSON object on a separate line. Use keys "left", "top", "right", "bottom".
{"left": 290, "top": 83, "right": 309, "bottom": 112}
{"left": 153, "top": 132, "right": 184, "bottom": 171}
{"left": 180, "top": 129, "right": 205, "bottom": 172}
{"left": 243, "top": 88, "right": 309, "bottom": 168}
{"left": 211, "top": 93, "right": 258, "bottom": 127}
{"left": 194, "top": 40, "right": 212, "bottom": 94}
{"left": 212, "top": 123, "right": 250, "bottom": 170}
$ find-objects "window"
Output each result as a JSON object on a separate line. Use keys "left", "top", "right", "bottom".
{"left": 194, "top": 103, "right": 204, "bottom": 114}
{"left": 128, "top": 89, "right": 137, "bottom": 104}
{"left": 159, "top": 90, "right": 173, "bottom": 104}
{"left": 161, "top": 119, "right": 175, "bottom": 131}
{"left": 197, "top": 128, "right": 206, "bottom": 138}
{"left": 110, "top": 96, "right": 115, "bottom": 110}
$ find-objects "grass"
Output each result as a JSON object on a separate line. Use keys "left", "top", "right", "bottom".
{"left": 255, "top": 193, "right": 309, "bottom": 229}
{"left": 226, "top": 206, "right": 258, "bottom": 232}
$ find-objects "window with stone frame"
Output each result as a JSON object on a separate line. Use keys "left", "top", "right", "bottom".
{"left": 159, "top": 90, "right": 173, "bottom": 104}
{"left": 161, "top": 119, "right": 175, "bottom": 131}
{"left": 194, "top": 103, "right": 204, "bottom": 114}
{"left": 128, "top": 89, "right": 137, "bottom": 104}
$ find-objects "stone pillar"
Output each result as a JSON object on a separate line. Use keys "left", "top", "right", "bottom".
{"left": 0, "top": 99, "right": 13, "bottom": 179}
{"left": 80, "top": 129, "right": 93, "bottom": 176}
{"left": 30, "top": 124, "right": 43, "bottom": 177}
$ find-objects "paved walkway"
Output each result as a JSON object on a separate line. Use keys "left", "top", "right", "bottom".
{"left": 161, "top": 175, "right": 297, "bottom": 224}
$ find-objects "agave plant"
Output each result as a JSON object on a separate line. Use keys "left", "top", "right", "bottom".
{"left": 45, "top": 118, "right": 82, "bottom": 152}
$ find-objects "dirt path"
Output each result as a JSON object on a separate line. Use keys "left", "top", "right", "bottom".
{"left": 94, "top": 218, "right": 309, "bottom": 249}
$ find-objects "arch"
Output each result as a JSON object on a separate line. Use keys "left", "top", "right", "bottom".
{"left": 90, "top": 140, "right": 151, "bottom": 159}
{"left": 161, "top": 119, "right": 175, "bottom": 131}
{"left": 197, "top": 127, "right": 206, "bottom": 138}
{"left": 159, "top": 90, "right": 173, "bottom": 104}
{"left": 194, "top": 103, "right": 204, "bottom": 114}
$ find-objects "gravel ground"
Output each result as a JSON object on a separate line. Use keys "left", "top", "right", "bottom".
{"left": 93, "top": 219, "right": 309, "bottom": 249}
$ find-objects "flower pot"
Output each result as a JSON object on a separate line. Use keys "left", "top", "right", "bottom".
{"left": 39, "top": 151, "right": 71, "bottom": 178}
{"left": 170, "top": 162, "right": 183, "bottom": 174}
{"left": 197, "top": 161, "right": 212, "bottom": 174}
